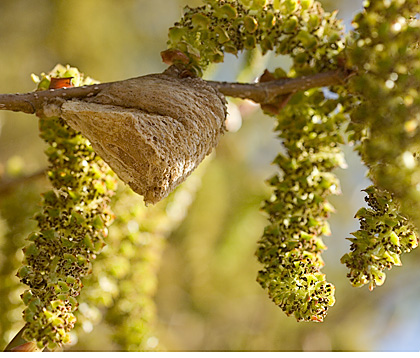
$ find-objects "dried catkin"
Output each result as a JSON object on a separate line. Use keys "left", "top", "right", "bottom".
{"left": 60, "top": 71, "right": 227, "bottom": 204}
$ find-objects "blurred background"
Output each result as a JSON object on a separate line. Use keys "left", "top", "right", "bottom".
{"left": 1, "top": 0, "right": 420, "bottom": 352}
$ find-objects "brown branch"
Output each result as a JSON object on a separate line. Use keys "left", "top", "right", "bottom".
{"left": 4, "top": 326, "right": 42, "bottom": 352}
{"left": 0, "top": 83, "right": 107, "bottom": 114}
{"left": 0, "top": 69, "right": 353, "bottom": 115}
{"left": 207, "top": 69, "right": 352, "bottom": 103}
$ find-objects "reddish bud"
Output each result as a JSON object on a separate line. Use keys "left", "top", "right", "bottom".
{"left": 160, "top": 49, "right": 190, "bottom": 65}
{"left": 49, "top": 77, "right": 74, "bottom": 89}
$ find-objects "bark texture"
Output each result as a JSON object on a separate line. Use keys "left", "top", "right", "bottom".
{"left": 61, "top": 71, "right": 227, "bottom": 204}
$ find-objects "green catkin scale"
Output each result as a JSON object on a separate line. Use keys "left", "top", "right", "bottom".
{"left": 17, "top": 66, "right": 117, "bottom": 349}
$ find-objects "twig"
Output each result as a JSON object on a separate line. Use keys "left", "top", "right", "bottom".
{"left": 207, "top": 69, "right": 352, "bottom": 103}
{"left": 3, "top": 326, "right": 42, "bottom": 352}
{"left": 0, "top": 69, "right": 353, "bottom": 115}
{"left": 0, "top": 84, "right": 107, "bottom": 114}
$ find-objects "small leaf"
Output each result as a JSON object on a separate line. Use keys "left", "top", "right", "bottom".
{"left": 251, "top": 0, "right": 267, "bottom": 9}
{"left": 57, "top": 294, "right": 69, "bottom": 301}
{"left": 18, "top": 266, "right": 30, "bottom": 279}
{"left": 92, "top": 215, "right": 105, "bottom": 229}
{"left": 264, "top": 12, "right": 276, "bottom": 28}
{"left": 63, "top": 253, "right": 77, "bottom": 263}
{"left": 284, "top": 0, "right": 298, "bottom": 13}
{"left": 58, "top": 281, "right": 70, "bottom": 292}
{"left": 300, "top": 0, "right": 314, "bottom": 10}
{"left": 21, "top": 290, "right": 33, "bottom": 305}
{"left": 297, "top": 30, "right": 318, "bottom": 49}
{"left": 261, "top": 37, "right": 274, "bottom": 54}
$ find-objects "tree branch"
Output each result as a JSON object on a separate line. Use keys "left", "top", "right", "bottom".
{"left": 0, "top": 84, "right": 107, "bottom": 114}
{"left": 0, "top": 69, "right": 353, "bottom": 115}
{"left": 4, "top": 326, "right": 42, "bottom": 352}
{"left": 207, "top": 69, "right": 352, "bottom": 103}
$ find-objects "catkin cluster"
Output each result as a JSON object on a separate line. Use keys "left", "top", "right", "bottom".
{"left": 342, "top": 0, "right": 420, "bottom": 289}
{"left": 0, "top": 184, "right": 39, "bottom": 348}
{"left": 17, "top": 66, "right": 117, "bottom": 349}
{"left": 165, "top": 0, "right": 346, "bottom": 321}
{"left": 75, "top": 166, "right": 204, "bottom": 351}
{"left": 166, "top": 0, "right": 344, "bottom": 76}
{"left": 103, "top": 173, "right": 201, "bottom": 351}
{"left": 256, "top": 89, "right": 346, "bottom": 321}
{"left": 348, "top": 0, "right": 420, "bottom": 228}
{"left": 75, "top": 188, "right": 164, "bottom": 351}
{"left": 341, "top": 186, "right": 418, "bottom": 291}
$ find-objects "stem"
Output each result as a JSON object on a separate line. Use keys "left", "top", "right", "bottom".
{"left": 207, "top": 69, "right": 352, "bottom": 103}
{"left": 4, "top": 326, "right": 42, "bottom": 352}
{"left": 0, "top": 84, "right": 106, "bottom": 114}
{"left": 0, "top": 69, "right": 353, "bottom": 115}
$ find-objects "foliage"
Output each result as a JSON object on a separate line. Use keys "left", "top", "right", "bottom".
{"left": 342, "top": 0, "right": 420, "bottom": 288}
{"left": 1, "top": 0, "right": 420, "bottom": 352}
{"left": 76, "top": 168, "right": 203, "bottom": 351}
{"left": 341, "top": 185, "right": 418, "bottom": 291}
{"left": 0, "top": 182, "right": 40, "bottom": 349}
{"left": 347, "top": 0, "right": 420, "bottom": 225}
{"left": 16, "top": 66, "right": 117, "bottom": 349}
{"left": 256, "top": 89, "right": 346, "bottom": 321}
{"left": 166, "top": 0, "right": 344, "bottom": 76}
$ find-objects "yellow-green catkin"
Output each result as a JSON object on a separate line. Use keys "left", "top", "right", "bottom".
{"left": 76, "top": 166, "right": 205, "bottom": 351}
{"left": 0, "top": 182, "right": 41, "bottom": 348}
{"left": 347, "top": 0, "right": 420, "bottom": 228}
{"left": 256, "top": 89, "right": 347, "bottom": 321}
{"left": 165, "top": 0, "right": 346, "bottom": 321}
{"left": 166, "top": 0, "right": 345, "bottom": 76}
{"left": 341, "top": 186, "right": 418, "bottom": 291}
{"left": 17, "top": 65, "right": 117, "bottom": 349}
{"left": 342, "top": 0, "right": 420, "bottom": 289}
{"left": 74, "top": 188, "right": 162, "bottom": 351}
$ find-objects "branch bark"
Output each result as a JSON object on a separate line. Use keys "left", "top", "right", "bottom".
{"left": 4, "top": 326, "right": 42, "bottom": 352}
{"left": 207, "top": 69, "right": 352, "bottom": 103}
{"left": 0, "top": 68, "right": 353, "bottom": 115}
{"left": 0, "top": 84, "right": 106, "bottom": 114}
